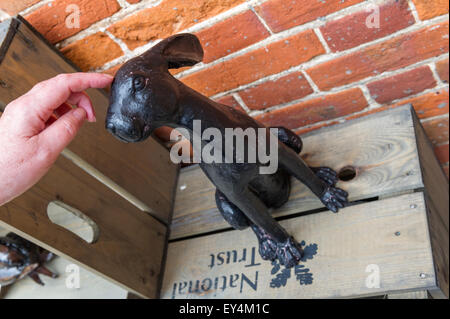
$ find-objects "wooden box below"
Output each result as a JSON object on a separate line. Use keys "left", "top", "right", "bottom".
{"left": 161, "top": 105, "right": 449, "bottom": 299}
{"left": 0, "top": 17, "right": 178, "bottom": 299}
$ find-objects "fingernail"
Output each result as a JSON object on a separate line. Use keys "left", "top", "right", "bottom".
{"left": 73, "top": 108, "right": 86, "bottom": 120}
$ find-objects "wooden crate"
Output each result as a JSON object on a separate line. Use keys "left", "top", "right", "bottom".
{"left": 161, "top": 105, "right": 449, "bottom": 299}
{"left": 0, "top": 17, "right": 448, "bottom": 299}
{"left": 0, "top": 17, "right": 179, "bottom": 298}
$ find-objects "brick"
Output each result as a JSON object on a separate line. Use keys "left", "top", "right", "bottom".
{"left": 367, "top": 66, "right": 436, "bottom": 104}
{"left": 61, "top": 32, "right": 123, "bottom": 71}
{"left": 392, "top": 88, "right": 449, "bottom": 118}
{"left": 320, "top": 0, "right": 415, "bottom": 52}
{"left": 436, "top": 58, "right": 449, "bottom": 83}
{"left": 413, "top": 0, "right": 449, "bottom": 20}
{"left": 181, "top": 30, "right": 325, "bottom": 96}
{"left": 215, "top": 95, "right": 245, "bottom": 113}
{"left": 0, "top": 0, "right": 40, "bottom": 15}
{"left": 296, "top": 88, "right": 449, "bottom": 135}
{"left": 103, "top": 64, "right": 123, "bottom": 77}
{"left": 254, "top": 88, "right": 367, "bottom": 129}
{"left": 108, "top": 0, "right": 245, "bottom": 50}
{"left": 344, "top": 87, "right": 449, "bottom": 122}
{"left": 25, "top": 0, "right": 121, "bottom": 44}
{"left": 422, "top": 117, "right": 449, "bottom": 145}
{"left": 197, "top": 10, "right": 270, "bottom": 63}
{"left": 307, "top": 22, "right": 449, "bottom": 91}
{"left": 434, "top": 143, "right": 449, "bottom": 164}
{"left": 294, "top": 120, "right": 340, "bottom": 136}
{"left": 255, "top": 0, "right": 363, "bottom": 33}
{"left": 239, "top": 72, "right": 313, "bottom": 110}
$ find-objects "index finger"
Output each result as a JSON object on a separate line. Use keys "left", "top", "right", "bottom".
{"left": 22, "top": 73, "right": 113, "bottom": 122}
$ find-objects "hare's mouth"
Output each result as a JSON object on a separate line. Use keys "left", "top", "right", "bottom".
{"left": 105, "top": 117, "right": 142, "bottom": 143}
{"left": 107, "top": 122, "right": 155, "bottom": 143}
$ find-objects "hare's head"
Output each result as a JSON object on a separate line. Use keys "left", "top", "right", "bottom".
{"left": 105, "top": 33, "right": 203, "bottom": 142}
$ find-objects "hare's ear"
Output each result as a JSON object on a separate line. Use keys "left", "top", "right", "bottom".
{"left": 149, "top": 33, "right": 203, "bottom": 69}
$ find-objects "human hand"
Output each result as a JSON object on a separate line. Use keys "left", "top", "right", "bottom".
{"left": 0, "top": 73, "right": 113, "bottom": 206}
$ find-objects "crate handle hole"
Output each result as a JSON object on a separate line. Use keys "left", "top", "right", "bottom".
{"left": 338, "top": 166, "right": 356, "bottom": 181}
{"left": 47, "top": 200, "right": 99, "bottom": 244}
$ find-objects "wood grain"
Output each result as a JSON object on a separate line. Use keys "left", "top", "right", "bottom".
{"left": 0, "top": 17, "right": 178, "bottom": 223}
{"left": 171, "top": 105, "right": 423, "bottom": 239}
{"left": 412, "top": 110, "right": 449, "bottom": 298}
{"left": 0, "top": 155, "right": 167, "bottom": 298}
{"left": 161, "top": 193, "right": 436, "bottom": 299}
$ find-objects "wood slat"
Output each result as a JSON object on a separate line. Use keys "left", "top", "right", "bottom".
{"left": 170, "top": 105, "right": 424, "bottom": 239}
{"left": 161, "top": 193, "right": 436, "bottom": 299}
{"left": 0, "top": 155, "right": 167, "bottom": 298}
{"left": 387, "top": 291, "right": 429, "bottom": 299}
{"left": 412, "top": 111, "right": 449, "bottom": 298}
{"left": 0, "top": 17, "right": 178, "bottom": 223}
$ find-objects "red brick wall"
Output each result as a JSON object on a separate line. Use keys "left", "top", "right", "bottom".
{"left": 1, "top": 0, "right": 448, "bottom": 176}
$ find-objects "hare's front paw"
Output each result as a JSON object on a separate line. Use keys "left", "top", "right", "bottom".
{"left": 320, "top": 186, "right": 348, "bottom": 213}
{"left": 252, "top": 225, "right": 277, "bottom": 261}
{"left": 276, "top": 237, "right": 303, "bottom": 268}
{"left": 259, "top": 236, "right": 278, "bottom": 261}
{"left": 311, "top": 166, "right": 339, "bottom": 186}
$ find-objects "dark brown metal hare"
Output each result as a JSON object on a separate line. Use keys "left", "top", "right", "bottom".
{"left": 105, "top": 33, "right": 348, "bottom": 268}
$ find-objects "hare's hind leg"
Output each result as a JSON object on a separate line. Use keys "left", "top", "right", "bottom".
{"left": 215, "top": 189, "right": 251, "bottom": 230}
{"left": 218, "top": 187, "right": 303, "bottom": 268}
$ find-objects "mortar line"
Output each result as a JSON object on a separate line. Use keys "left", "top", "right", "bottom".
{"left": 88, "top": 0, "right": 376, "bottom": 73}
{"left": 56, "top": 0, "right": 163, "bottom": 48}
{"left": 313, "top": 28, "right": 331, "bottom": 54}
{"left": 105, "top": 30, "right": 132, "bottom": 55}
{"left": 290, "top": 83, "right": 449, "bottom": 134}
{"left": 433, "top": 141, "right": 449, "bottom": 148}
{"left": 359, "top": 84, "right": 381, "bottom": 109}
{"left": 174, "top": 13, "right": 448, "bottom": 81}
{"left": 420, "top": 113, "right": 449, "bottom": 123}
{"left": 92, "top": 3, "right": 447, "bottom": 76}
{"left": 301, "top": 70, "right": 321, "bottom": 93}
{"left": 58, "top": 0, "right": 259, "bottom": 48}
{"left": 248, "top": 78, "right": 449, "bottom": 120}
{"left": 209, "top": 52, "right": 450, "bottom": 103}
{"left": 18, "top": 0, "right": 52, "bottom": 16}
{"left": 0, "top": 9, "right": 10, "bottom": 21}
{"left": 428, "top": 61, "right": 445, "bottom": 85}
{"left": 249, "top": 5, "right": 274, "bottom": 35}
{"left": 232, "top": 93, "right": 252, "bottom": 113}
{"left": 175, "top": 1, "right": 261, "bottom": 34}
{"left": 407, "top": 0, "right": 421, "bottom": 23}
{"left": 116, "top": 0, "right": 131, "bottom": 8}
{"left": 174, "top": 1, "right": 385, "bottom": 78}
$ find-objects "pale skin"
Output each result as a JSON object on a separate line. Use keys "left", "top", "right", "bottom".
{"left": 0, "top": 73, "right": 113, "bottom": 206}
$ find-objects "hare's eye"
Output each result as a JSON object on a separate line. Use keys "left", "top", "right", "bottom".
{"left": 133, "top": 76, "right": 145, "bottom": 91}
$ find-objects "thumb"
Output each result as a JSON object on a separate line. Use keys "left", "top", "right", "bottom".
{"left": 39, "top": 107, "right": 86, "bottom": 155}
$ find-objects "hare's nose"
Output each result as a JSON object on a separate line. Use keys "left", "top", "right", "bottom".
{"left": 105, "top": 117, "right": 142, "bottom": 142}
